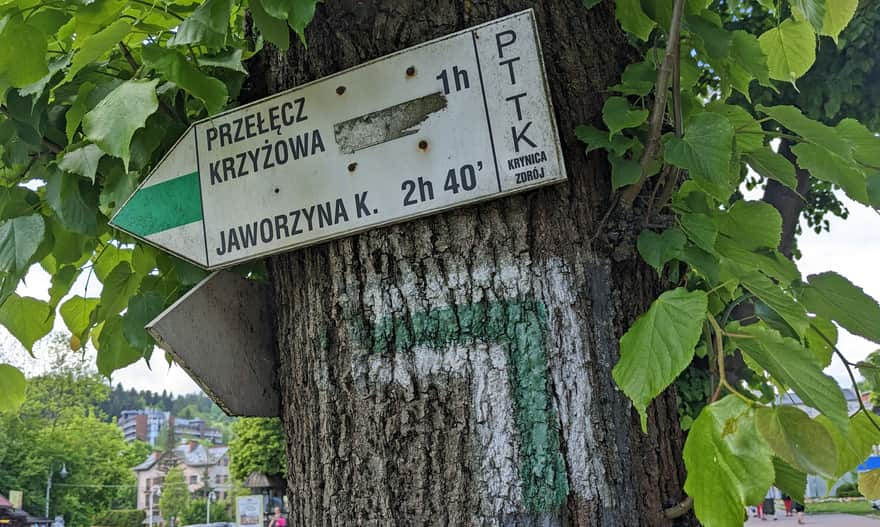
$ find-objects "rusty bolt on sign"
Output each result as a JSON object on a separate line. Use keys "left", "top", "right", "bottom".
{"left": 418, "top": 140, "right": 428, "bottom": 150}
{"left": 348, "top": 162, "right": 357, "bottom": 172}
{"left": 406, "top": 66, "right": 416, "bottom": 77}
{"left": 336, "top": 86, "right": 346, "bottom": 95}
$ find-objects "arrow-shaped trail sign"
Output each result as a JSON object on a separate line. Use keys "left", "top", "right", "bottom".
{"left": 111, "top": 10, "right": 566, "bottom": 270}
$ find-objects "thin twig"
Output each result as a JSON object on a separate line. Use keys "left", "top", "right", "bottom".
{"left": 814, "top": 327, "right": 880, "bottom": 433}
{"left": 587, "top": 193, "right": 621, "bottom": 242}
{"left": 620, "top": 0, "right": 686, "bottom": 208}
{"left": 118, "top": 42, "right": 139, "bottom": 72}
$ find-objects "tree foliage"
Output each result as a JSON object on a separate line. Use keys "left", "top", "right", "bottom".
{"left": 158, "top": 466, "right": 190, "bottom": 526}
{"left": 0, "top": 0, "right": 876, "bottom": 525}
{"left": 228, "top": 418, "right": 286, "bottom": 481}
{"left": 0, "top": 351, "right": 140, "bottom": 527}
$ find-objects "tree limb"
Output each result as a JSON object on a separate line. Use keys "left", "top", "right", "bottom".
{"left": 620, "top": 0, "right": 686, "bottom": 208}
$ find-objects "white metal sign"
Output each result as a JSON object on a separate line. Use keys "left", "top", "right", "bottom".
{"left": 110, "top": 9, "right": 566, "bottom": 270}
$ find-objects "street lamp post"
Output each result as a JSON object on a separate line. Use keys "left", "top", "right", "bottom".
{"left": 206, "top": 491, "right": 216, "bottom": 524}
{"left": 45, "top": 463, "right": 68, "bottom": 517}
{"left": 147, "top": 487, "right": 161, "bottom": 527}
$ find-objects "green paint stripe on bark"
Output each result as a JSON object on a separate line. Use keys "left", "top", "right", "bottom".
{"left": 363, "top": 300, "right": 569, "bottom": 512}
{"left": 113, "top": 172, "right": 202, "bottom": 236}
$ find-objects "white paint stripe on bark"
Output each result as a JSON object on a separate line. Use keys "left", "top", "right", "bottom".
{"left": 355, "top": 342, "right": 524, "bottom": 516}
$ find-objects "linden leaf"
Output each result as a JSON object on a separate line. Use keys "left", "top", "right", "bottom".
{"left": 613, "top": 288, "right": 707, "bottom": 430}
{"left": 746, "top": 147, "right": 799, "bottom": 192}
{"left": 141, "top": 46, "right": 228, "bottom": 114}
{"left": 0, "top": 294, "right": 53, "bottom": 354}
{"left": 0, "top": 364, "right": 26, "bottom": 413}
{"left": 820, "top": 0, "right": 857, "bottom": 43}
{"left": 758, "top": 19, "right": 816, "bottom": 84}
{"left": 684, "top": 397, "right": 774, "bottom": 527}
{"left": 664, "top": 113, "right": 735, "bottom": 201}
{"left": 755, "top": 406, "right": 837, "bottom": 478}
{"left": 730, "top": 323, "right": 848, "bottom": 429}
{"left": 602, "top": 96, "right": 649, "bottom": 137}
{"left": 84, "top": 79, "right": 159, "bottom": 169}
{"left": 167, "top": 0, "right": 233, "bottom": 49}
{"left": 798, "top": 272, "right": 880, "bottom": 345}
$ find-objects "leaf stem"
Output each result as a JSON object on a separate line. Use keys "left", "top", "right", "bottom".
{"left": 814, "top": 327, "right": 880, "bottom": 433}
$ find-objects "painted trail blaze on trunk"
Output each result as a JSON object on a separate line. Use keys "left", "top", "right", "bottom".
{"left": 357, "top": 300, "right": 569, "bottom": 512}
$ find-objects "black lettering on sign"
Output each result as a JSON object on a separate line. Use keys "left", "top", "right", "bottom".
{"left": 495, "top": 30, "right": 516, "bottom": 58}
{"left": 206, "top": 127, "right": 218, "bottom": 151}
{"left": 355, "top": 191, "right": 371, "bottom": 217}
{"left": 511, "top": 122, "right": 536, "bottom": 153}
{"left": 499, "top": 57, "right": 520, "bottom": 85}
{"left": 505, "top": 92, "right": 527, "bottom": 121}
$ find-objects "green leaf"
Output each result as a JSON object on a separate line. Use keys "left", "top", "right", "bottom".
{"left": 860, "top": 470, "right": 880, "bottom": 500}
{"left": 684, "top": 396, "right": 774, "bottom": 527}
{"left": 772, "top": 457, "right": 806, "bottom": 504}
{"left": 758, "top": 19, "right": 816, "bottom": 84}
{"left": 730, "top": 323, "right": 848, "bottom": 429}
{"left": 574, "top": 125, "right": 636, "bottom": 155}
{"left": 728, "top": 30, "right": 772, "bottom": 90}
{"left": 820, "top": 0, "right": 858, "bottom": 43}
{"left": 615, "top": 0, "right": 656, "bottom": 41}
{"left": 714, "top": 238, "right": 799, "bottom": 284}
{"left": 0, "top": 294, "right": 53, "bottom": 353}
{"left": 613, "top": 288, "right": 707, "bottom": 430}
{"left": 141, "top": 46, "right": 228, "bottom": 114}
{"left": 741, "top": 272, "right": 809, "bottom": 337}
{"left": 96, "top": 315, "right": 144, "bottom": 376}
{"left": 610, "top": 60, "right": 656, "bottom": 96}
{"left": 791, "top": 0, "right": 826, "bottom": 32}
{"left": 717, "top": 200, "right": 782, "bottom": 251}
{"left": 706, "top": 101, "right": 764, "bottom": 153}
{"left": 122, "top": 291, "right": 164, "bottom": 350}
{"left": 64, "top": 20, "right": 131, "bottom": 83}
{"left": 818, "top": 412, "right": 880, "bottom": 478}
{"left": 836, "top": 118, "right": 880, "bottom": 167}
{"left": 250, "top": 0, "right": 290, "bottom": 50}
{"left": 680, "top": 213, "right": 717, "bottom": 253}
{"left": 98, "top": 261, "right": 142, "bottom": 317}
{"left": 0, "top": 214, "right": 45, "bottom": 276}
{"left": 287, "top": 0, "right": 320, "bottom": 45}
{"left": 745, "top": 147, "right": 799, "bottom": 192}
{"left": 798, "top": 271, "right": 880, "bottom": 345}
{"left": 805, "top": 316, "right": 836, "bottom": 367}
{"left": 48, "top": 265, "right": 79, "bottom": 309}
{"left": 60, "top": 295, "right": 100, "bottom": 343}
{"left": 200, "top": 48, "right": 248, "bottom": 73}
{"left": 0, "top": 363, "right": 25, "bottom": 412}
{"left": 167, "top": 0, "right": 233, "bottom": 49}
{"left": 582, "top": 0, "right": 603, "bottom": 7}
{"left": 755, "top": 406, "right": 837, "bottom": 478}
{"left": 637, "top": 228, "right": 686, "bottom": 273}
{"left": 0, "top": 18, "right": 48, "bottom": 88}
{"left": 602, "top": 97, "right": 649, "bottom": 137}
{"left": 664, "top": 113, "right": 735, "bottom": 201}
{"left": 84, "top": 79, "right": 159, "bottom": 169}
{"left": 45, "top": 168, "right": 97, "bottom": 235}
{"left": 757, "top": 105, "right": 851, "bottom": 159}
{"left": 58, "top": 144, "right": 103, "bottom": 183}
{"left": 610, "top": 155, "right": 642, "bottom": 189}
{"left": 687, "top": 13, "right": 732, "bottom": 59}
{"left": 65, "top": 82, "right": 96, "bottom": 143}
{"left": 793, "top": 143, "right": 868, "bottom": 205}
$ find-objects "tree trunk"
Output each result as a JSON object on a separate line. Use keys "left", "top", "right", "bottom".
{"left": 251, "top": 1, "right": 693, "bottom": 524}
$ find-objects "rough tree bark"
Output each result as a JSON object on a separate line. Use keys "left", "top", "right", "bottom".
{"left": 246, "top": 1, "right": 694, "bottom": 525}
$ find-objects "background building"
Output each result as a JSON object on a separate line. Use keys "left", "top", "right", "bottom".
{"left": 118, "top": 410, "right": 223, "bottom": 446}
{"left": 132, "top": 442, "right": 231, "bottom": 524}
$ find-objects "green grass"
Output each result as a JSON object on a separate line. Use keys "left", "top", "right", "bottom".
{"left": 807, "top": 499, "right": 876, "bottom": 515}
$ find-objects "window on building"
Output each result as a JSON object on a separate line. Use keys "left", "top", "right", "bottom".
{"left": 215, "top": 475, "right": 221, "bottom": 484}
{"left": 189, "top": 475, "right": 198, "bottom": 484}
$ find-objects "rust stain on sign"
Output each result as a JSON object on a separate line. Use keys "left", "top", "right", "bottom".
{"left": 334, "top": 92, "right": 447, "bottom": 154}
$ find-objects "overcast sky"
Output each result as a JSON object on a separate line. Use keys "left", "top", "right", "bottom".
{"left": 1, "top": 192, "right": 877, "bottom": 396}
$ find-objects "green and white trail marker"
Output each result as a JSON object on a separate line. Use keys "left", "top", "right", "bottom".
{"left": 110, "top": 10, "right": 566, "bottom": 270}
